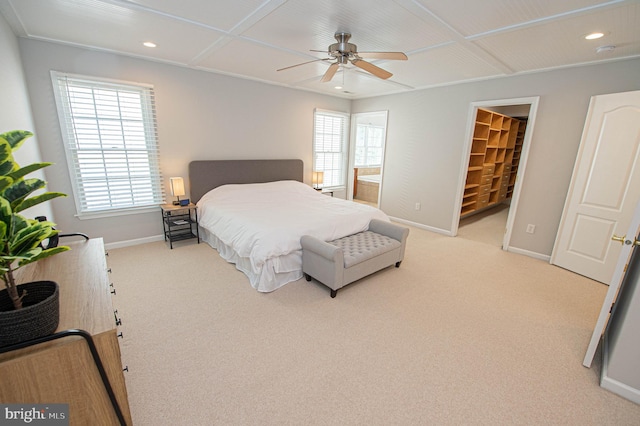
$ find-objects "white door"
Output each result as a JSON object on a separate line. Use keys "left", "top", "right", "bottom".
{"left": 551, "top": 90, "right": 640, "bottom": 284}
{"left": 583, "top": 200, "right": 640, "bottom": 367}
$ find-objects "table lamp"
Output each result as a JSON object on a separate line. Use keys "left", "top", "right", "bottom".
{"left": 170, "top": 177, "right": 185, "bottom": 205}
{"left": 312, "top": 171, "right": 324, "bottom": 190}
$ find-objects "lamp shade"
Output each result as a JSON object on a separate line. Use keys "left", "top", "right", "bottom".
{"left": 312, "top": 171, "right": 324, "bottom": 188}
{"left": 170, "top": 177, "right": 185, "bottom": 197}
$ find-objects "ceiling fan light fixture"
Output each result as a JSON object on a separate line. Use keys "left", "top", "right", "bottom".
{"left": 335, "top": 65, "right": 345, "bottom": 89}
{"left": 277, "top": 32, "right": 407, "bottom": 83}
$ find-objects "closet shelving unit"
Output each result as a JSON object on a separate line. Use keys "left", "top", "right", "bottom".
{"left": 461, "top": 108, "right": 521, "bottom": 217}
{"left": 507, "top": 119, "right": 526, "bottom": 199}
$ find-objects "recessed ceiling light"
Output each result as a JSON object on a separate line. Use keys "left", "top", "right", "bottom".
{"left": 334, "top": 85, "right": 343, "bottom": 90}
{"left": 143, "top": 42, "right": 157, "bottom": 48}
{"left": 585, "top": 32, "right": 604, "bottom": 40}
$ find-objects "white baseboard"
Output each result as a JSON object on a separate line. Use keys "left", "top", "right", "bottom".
{"left": 601, "top": 335, "right": 640, "bottom": 404}
{"left": 506, "top": 246, "right": 550, "bottom": 262}
{"left": 389, "top": 217, "right": 553, "bottom": 261}
{"left": 388, "top": 216, "right": 454, "bottom": 236}
{"left": 103, "top": 224, "right": 550, "bottom": 265}
{"left": 104, "top": 234, "right": 164, "bottom": 250}
{"left": 600, "top": 375, "right": 640, "bottom": 404}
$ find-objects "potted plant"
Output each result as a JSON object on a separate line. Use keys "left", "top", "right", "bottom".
{"left": 0, "top": 130, "right": 69, "bottom": 347}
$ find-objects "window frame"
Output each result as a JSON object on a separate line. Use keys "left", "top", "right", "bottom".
{"left": 313, "top": 109, "right": 350, "bottom": 189}
{"left": 354, "top": 123, "right": 385, "bottom": 168}
{"left": 51, "top": 71, "right": 164, "bottom": 219}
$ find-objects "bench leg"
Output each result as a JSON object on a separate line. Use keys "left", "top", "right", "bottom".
{"left": 304, "top": 273, "right": 312, "bottom": 281}
{"left": 395, "top": 261, "right": 402, "bottom": 268}
{"left": 330, "top": 289, "right": 337, "bottom": 298}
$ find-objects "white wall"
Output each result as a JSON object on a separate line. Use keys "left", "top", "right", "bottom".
{"left": 353, "top": 58, "right": 640, "bottom": 257}
{"left": 17, "top": 39, "right": 350, "bottom": 245}
{"left": 0, "top": 14, "right": 53, "bottom": 221}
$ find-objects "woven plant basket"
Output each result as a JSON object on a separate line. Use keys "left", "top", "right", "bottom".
{"left": 0, "top": 281, "right": 60, "bottom": 348}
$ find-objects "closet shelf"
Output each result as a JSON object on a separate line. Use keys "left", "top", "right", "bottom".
{"left": 461, "top": 108, "right": 526, "bottom": 218}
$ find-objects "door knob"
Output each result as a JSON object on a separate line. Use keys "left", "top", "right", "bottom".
{"left": 611, "top": 234, "right": 630, "bottom": 245}
{"left": 611, "top": 234, "right": 640, "bottom": 246}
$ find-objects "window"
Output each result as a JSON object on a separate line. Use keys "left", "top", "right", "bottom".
{"left": 313, "top": 109, "right": 349, "bottom": 188}
{"left": 51, "top": 72, "right": 164, "bottom": 218}
{"left": 355, "top": 123, "right": 384, "bottom": 167}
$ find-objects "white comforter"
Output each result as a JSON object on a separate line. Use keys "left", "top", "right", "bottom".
{"left": 197, "top": 180, "right": 389, "bottom": 292}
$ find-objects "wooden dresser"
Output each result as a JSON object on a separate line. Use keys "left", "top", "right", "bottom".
{"left": 0, "top": 238, "right": 132, "bottom": 425}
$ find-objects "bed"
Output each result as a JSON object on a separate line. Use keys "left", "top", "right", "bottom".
{"left": 189, "top": 160, "right": 390, "bottom": 292}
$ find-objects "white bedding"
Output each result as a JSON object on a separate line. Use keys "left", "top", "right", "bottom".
{"left": 197, "top": 180, "right": 389, "bottom": 292}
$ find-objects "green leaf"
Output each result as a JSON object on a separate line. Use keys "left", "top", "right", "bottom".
{"left": 0, "top": 176, "right": 13, "bottom": 193}
{"left": 10, "top": 214, "right": 30, "bottom": 236}
{"left": 0, "top": 202, "right": 10, "bottom": 244}
{"left": 10, "top": 222, "right": 52, "bottom": 251}
{"left": 0, "top": 139, "right": 12, "bottom": 163}
{"left": 0, "top": 130, "right": 33, "bottom": 150}
{"left": 0, "top": 139, "right": 17, "bottom": 176}
{"left": 3, "top": 178, "right": 45, "bottom": 205}
{"left": 17, "top": 246, "right": 69, "bottom": 268}
{"left": 14, "top": 192, "right": 67, "bottom": 213}
{"left": 8, "top": 162, "right": 53, "bottom": 181}
{"left": 0, "top": 160, "right": 15, "bottom": 177}
{"left": 0, "top": 197, "right": 12, "bottom": 227}
{"left": 9, "top": 218, "right": 53, "bottom": 241}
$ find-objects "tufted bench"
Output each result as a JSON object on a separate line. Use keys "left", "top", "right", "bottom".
{"left": 301, "top": 219, "right": 409, "bottom": 297}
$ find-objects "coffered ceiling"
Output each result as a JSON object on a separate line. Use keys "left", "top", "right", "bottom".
{"left": 1, "top": 0, "right": 638, "bottom": 99}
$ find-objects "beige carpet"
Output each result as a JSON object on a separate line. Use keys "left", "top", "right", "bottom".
{"left": 458, "top": 203, "right": 510, "bottom": 248}
{"left": 108, "top": 218, "right": 640, "bottom": 425}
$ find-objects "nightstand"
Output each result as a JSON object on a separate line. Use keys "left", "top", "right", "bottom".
{"left": 161, "top": 204, "right": 200, "bottom": 249}
{"left": 315, "top": 188, "right": 334, "bottom": 197}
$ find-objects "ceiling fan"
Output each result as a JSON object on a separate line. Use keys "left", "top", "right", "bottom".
{"left": 277, "top": 32, "right": 408, "bottom": 82}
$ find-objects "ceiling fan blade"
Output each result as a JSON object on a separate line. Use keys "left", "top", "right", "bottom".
{"left": 357, "top": 52, "right": 408, "bottom": 60}
{"left": 320, "top": 63, "right": 339, "bottom": 82}
{"left": 351, "top": 59, "right": 393, "bottom": 79}
{"left": 277, "top": 58, "right": 330, "bottom": 72}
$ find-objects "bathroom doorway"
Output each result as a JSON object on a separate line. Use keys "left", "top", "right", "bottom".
{"left": 348, "top": 111, "right": 388, "bottom": 207}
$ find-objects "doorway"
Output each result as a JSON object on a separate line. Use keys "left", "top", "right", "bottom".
{"left": 348, "top": 111, "right": 388, "bottom": 207}
{"left": 453, "top": 97, "right": 540, "bottom": 250}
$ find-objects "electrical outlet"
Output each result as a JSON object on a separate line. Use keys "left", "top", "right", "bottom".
{"left": 415, "top": 202, "right": 421, "bottom": 210}
{"left": 526, "top": 224, "right": 536, "bottom": 234}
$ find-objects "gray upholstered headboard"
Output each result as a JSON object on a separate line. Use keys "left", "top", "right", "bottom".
{"left": 188, "top": 159, "right": 304, "bottom": 203}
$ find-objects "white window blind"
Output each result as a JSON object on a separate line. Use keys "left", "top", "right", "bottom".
{"left": 51, "top": 72, "right": 164, "bottom": 217}
{"left": 313, "top": 109, "right": 349, "bottom": 188}
{"left": 355, "top": 124, "right": 384, "bottom": 167}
